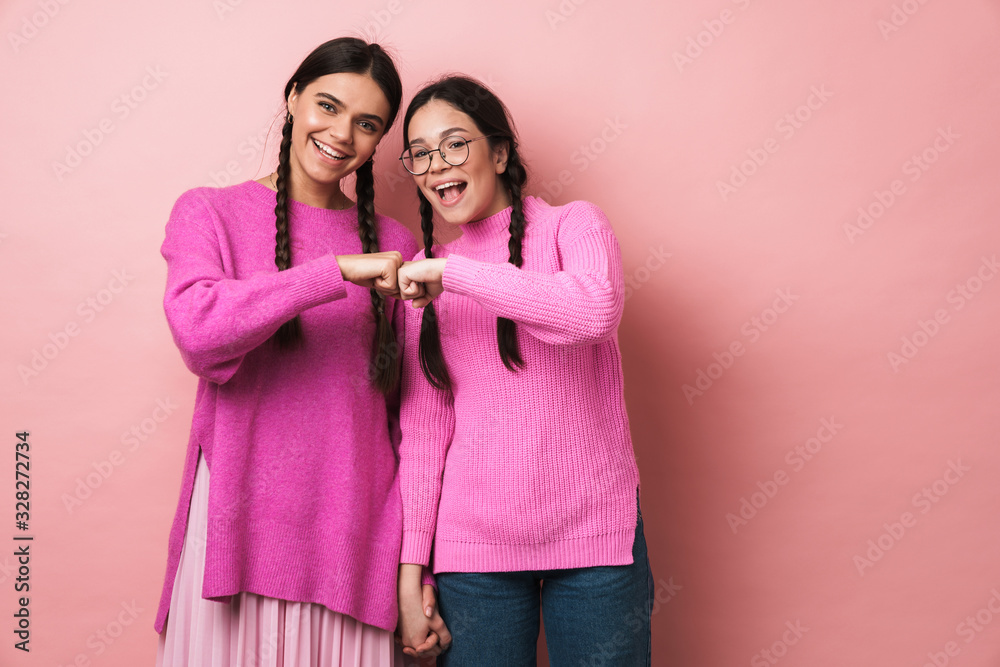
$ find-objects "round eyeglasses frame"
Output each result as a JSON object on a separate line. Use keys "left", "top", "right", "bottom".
{"left": 399, "top": 135, "right": 493, "bottom": 175}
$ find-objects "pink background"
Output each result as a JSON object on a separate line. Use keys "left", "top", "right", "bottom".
{"left": 3, "top": 0, "right": 999, "bottom": 665}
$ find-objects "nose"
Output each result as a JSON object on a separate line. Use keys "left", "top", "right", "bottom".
{"left": 326, "top": 115, "right": 353, "bottom": 145}
{"left": 427, "top": 149, "right": 449, "bottom": 173}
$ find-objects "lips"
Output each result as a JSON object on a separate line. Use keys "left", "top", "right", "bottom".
{"left": 312, "top": 138, "right": 350, "bottom": 162}
{"left": 434, "top": 180, "right": 467, "bottom": 205}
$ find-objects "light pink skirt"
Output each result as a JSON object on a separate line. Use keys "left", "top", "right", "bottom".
{"left": 156, "top": 452, "right": 409, "bottom": 667}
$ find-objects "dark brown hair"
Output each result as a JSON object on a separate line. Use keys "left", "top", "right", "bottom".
{"left": 271, "top": 37, "right": 403, "bottom": 394}
{"left": 402, "top": 75, "right": 528, "bottom": 390}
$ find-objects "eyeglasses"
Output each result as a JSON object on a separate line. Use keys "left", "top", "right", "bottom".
{"left": 399, "top": 135, "right": 492, "bottom": 175}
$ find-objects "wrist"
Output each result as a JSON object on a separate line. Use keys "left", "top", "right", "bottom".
{"left": 399, "top": 563, "right": 423, "bottom": 587}
{"left": 334, "top": 254, "right": 349, "bottom": 281}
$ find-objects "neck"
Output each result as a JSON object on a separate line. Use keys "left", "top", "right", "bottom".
{"left": 281, "top": 165, "right": 352, "bottom": 210}
{"left": 459, "top": 202, "right": 515, "bottom": 248}
{"left": 476, "top": 184, "right": 512, "bottom": 222}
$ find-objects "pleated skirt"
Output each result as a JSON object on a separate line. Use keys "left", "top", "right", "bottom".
{"left": 156, "top": 452, "right": 408, "bottom": 667}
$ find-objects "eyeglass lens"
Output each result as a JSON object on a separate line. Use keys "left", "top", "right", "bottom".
{"left": 403, "top": 136, "right": 470, "bottom": 174}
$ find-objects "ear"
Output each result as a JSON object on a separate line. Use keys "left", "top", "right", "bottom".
{"left": 492, "top": 140, "right": 509, "bottom": 175}
{"left": 286, "top": 83, "right": 300, "bottom": 118}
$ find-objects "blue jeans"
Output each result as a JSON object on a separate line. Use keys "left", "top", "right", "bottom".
{"left": 435, "top": 497, "right": 653, "bottom": 666}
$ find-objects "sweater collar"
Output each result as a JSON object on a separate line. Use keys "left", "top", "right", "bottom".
{"left": 245, "top": 179, "right": 358, "bottom": 220}
{"left": 456, "top": 204, "right": 515, "bottom": 250}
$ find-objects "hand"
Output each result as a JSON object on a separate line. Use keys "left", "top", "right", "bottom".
{"left": 397, "top": 258, "right": 447, "bottom": 308}
{"left": 398, "top": 564, "right": 452, "bottom": 658}
{"left": 336, "top": 251, "right": 403, "bottom": 298}
{"left": 422, "top": 583, "right": 451, "bottom": 657}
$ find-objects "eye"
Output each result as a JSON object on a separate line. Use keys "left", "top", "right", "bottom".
{"left": 446, "top": 138, "right": 467, "bottom": 150}
{"left": 319, "top": 101, "right": 335, "bottom": 112}
{"left": 358, "top": 120, "right": 376, "bottom": 131}
{"left": 412, "top": 148, "right": 430, "bottom": 159}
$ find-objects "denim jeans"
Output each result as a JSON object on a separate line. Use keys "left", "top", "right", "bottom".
{"left": 436, "top": 497, "right": 653, "bottom": 666}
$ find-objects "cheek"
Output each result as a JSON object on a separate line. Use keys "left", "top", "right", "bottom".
{"left": 475, "top": 173, "right": 496, "bottom": 200}
{"left": 359, "top": 134, "right": 383, "bottom": 157}
{"left": 293, "top": 128, "right": 312, "bottom": 158}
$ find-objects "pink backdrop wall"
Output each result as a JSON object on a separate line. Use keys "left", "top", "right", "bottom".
{"left": 2, "top": 0, "right": 999, "bottom": 665}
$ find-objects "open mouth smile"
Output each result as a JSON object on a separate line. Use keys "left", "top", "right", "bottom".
{"left": 312, "top": 138, "right": 349, "bottom": 161}
{"left": 434, "top": 180, "right": 467, "bottom": 206}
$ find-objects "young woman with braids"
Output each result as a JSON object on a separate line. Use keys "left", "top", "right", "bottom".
{"left": 393, "top": 76, "right": 653, "bottom": 665}
{"left": 154, "top": 38, "right": 449, "bottom": 666}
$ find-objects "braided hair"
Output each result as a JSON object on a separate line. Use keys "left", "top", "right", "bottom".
{"left": 272, "top": 111, "right": 300, "bottom": 345}
{"left": 415, "top": 191, "right": 450, "bottom": 389}
{"left": 403, "top": 76, "right": 529, "bottom": 390}
{"left": 269, "top": 37, "right": 403, "bottom": 394}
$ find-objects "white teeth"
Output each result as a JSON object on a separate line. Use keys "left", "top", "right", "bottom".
{"left": 435, "top": 181, "right": 464, "bottom": 190}
{"left": 313, "top": 139, "right": 346, "bottom": 159}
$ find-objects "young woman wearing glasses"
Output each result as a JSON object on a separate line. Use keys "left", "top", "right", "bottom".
{"left": 153, "top": 38, "right": 448, "bottom": 666}
{"left": 393, "top": 76, "right": 652, "bottom": 665}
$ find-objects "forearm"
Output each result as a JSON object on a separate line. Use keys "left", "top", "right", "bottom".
{"left": 164, "top": 253, "right": 347, "bottom": 383}
{"left": 398, "top": 304, "right": 454, "bottom": 563}
{"left": 441, "top": 229, "right": 624, "bottom": 345}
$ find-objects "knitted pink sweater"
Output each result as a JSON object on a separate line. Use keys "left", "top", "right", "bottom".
{"left": 398, "top": 196, "right": 641, "bottom": 573}
{"left": 154, "top": 180, "right": 418, "bottom": 633}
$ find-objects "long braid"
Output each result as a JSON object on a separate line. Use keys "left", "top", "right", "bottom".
{"left": 416, "top": 192, "right": 451, "bottom": 390}
{"left": 496, "top": 147, "right": 527, "bottom": 371}
{"left": 263, "top": 36, "right": 402, "bottom": 370}
{"left": 355, "top": 160, "right": 399, "bottom": 393}
{"left": 272, "top": 114, "right": 303, "bottom": 348}
{"left": 402, "top": 76, "right": 533, "bottom": 383}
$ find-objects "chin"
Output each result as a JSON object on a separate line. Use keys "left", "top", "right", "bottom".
{"left": 442, "top": 215, "right": 471, "bottom": 227}
{"left": 443, "top": 206, "right": 481, "bottom": 227}
{"left": 309, "top": 162, "right": 350, "bottom": 184}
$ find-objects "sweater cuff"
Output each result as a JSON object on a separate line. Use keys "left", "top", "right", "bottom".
{"left": 421, "top": 565, "right": 436, "bottom": 589}
{"left": 440, "top": 254, "right": 481, "bottom": 298}
{"left": 286, "top": 254, "right": 348, "bottom": 312}
{"left": 401, "top": 529, "right": 434, "bottom": 567}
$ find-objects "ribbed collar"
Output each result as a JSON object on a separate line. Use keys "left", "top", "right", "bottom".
{"left": 456, "top": 204, "right": 516, "bottom": 250}
{"left": 244, "top": 179, "right": 358, "bottom": 221}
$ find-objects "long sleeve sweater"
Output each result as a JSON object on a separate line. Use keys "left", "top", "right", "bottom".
{"left": 154, "top": 180, "right": 418, "bottom": 633}
{"left": 398, "top": 195, "right": 641, "bottom": 573}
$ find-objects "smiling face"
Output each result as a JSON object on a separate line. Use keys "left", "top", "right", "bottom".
{"left": 406, "top": 99, "right": 511, "bottom": 226}
{"left": 286, "top": 72, "right": 391, "bottom": 201}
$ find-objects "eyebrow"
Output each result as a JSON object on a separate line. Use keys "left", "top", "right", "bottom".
{"left": 409, "top": 127, "right": 471, "bottom": 146}
{"left": 314, "top": 92, "right": 386, "bottom": 126}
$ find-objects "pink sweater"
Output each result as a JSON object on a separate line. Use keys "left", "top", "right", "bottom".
{"left": 398, "top": 196, "right": 641, "bottom": 573}
{"left": 154, "top": 180, "right": 418, "bottom": 633}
